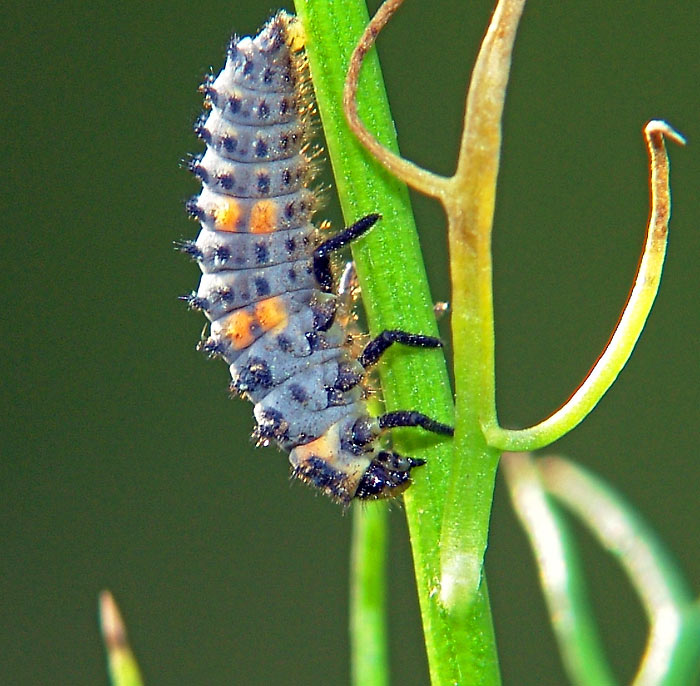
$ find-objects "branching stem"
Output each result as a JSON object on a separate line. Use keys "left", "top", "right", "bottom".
{"left": 343, "top": 0, "right": 450, "bottom": 199}
{"left": 486, "top": 121, "right": 686, "bottom": 451}
{"left": 342, "top": 0, "right": 688, "bottom": 681}
{"left": 345, "top": 0, "right": 685, "bottom": 615}
{"left": 346, "top": 0, "right": 526, "bottom": 611}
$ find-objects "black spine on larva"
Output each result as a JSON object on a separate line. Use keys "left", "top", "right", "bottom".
{"left": 183, "top": 12, "right": 439, "bottom": 503}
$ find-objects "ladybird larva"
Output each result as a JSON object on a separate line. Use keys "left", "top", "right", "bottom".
{"left": 181, "top": 11, "right": 452, "bottom": 503}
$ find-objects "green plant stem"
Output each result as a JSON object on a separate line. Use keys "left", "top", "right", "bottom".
{"left": 502, "top": 453, "right": 618, "bottom": 686}
{"left": 350, "top": 504, "right": 389, "bottom": 686}
{"left": 540, "top": 457, "right": 700, "bottom": 686}
{"left": 294, "top": 1, "right": 499, "bottom": 683}
{"left": 437, "top": 0, "right": 524, "bottom": 615}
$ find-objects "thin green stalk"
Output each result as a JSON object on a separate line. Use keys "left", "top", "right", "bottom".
{"left": 99, "top": 591, "right": 144, "bottom": 686}
{"left": 486, "top": 122, "right": 686, "bottom": 452}
{"left": 540, "top": 457, "right": 700, "bottom": 686}
{"left": 502, "top": 453, "right": 618, "bottom": 686}
{"left": 437, "top": 0, "right": 524, "bottom": 613}
{"left": 504, "top": 451, "right": 700, "bottom": 685}
{"left": 350, "top": 505, "right": 389, "bottom": 686}
{"left": 294, "top": 1, "right": 499, "bottom": 683}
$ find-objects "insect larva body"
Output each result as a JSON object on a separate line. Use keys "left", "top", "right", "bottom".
{"left": 181, "top": 12, "right": 451, "bottom": 503}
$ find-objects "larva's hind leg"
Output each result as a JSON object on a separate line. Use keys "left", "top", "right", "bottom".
{"left": 350, "top": 410, "right": 454, "bottom": 449}
{"left": 377, "top": 410, "right": 453, "bottom": 436}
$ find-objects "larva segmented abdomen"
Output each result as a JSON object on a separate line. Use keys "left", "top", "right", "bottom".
{"left": 182, "top": 12, "right": 428, "bottom": 503}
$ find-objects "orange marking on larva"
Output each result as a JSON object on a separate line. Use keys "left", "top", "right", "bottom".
{"left": 250, "top": 200, "right": 277, "bottom": 233}
{"left": 254, "top": 296, "right": 287, "bottom": 330}
{"left": 214, "top": 197, "right": 241, "bottom": 232}
{"left": 294, "top": 432, "right": 337, "bottom": 462}
{"left": 223, "top": 309, "right": 257, "bottom": 349}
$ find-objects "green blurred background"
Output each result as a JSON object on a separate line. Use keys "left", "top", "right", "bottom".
{"left": 2, "top": 1, "right": 698, "bottom": 684}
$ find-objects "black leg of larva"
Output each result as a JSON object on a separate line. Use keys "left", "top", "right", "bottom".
{"left": 312, "top": 213, "right": 381, "bottom": 291}
{"left": 359, "top": 330, "right": 443, "bottom": 368}
{"left": 379, "top": 410, "right": 454, "bottom": 437}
